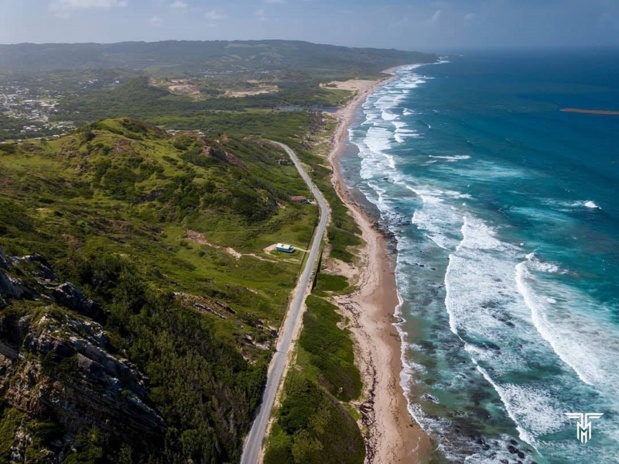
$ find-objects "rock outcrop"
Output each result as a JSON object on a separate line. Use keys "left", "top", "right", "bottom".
{"left": 0, "top": 247, "right": 165, "bottom": 459}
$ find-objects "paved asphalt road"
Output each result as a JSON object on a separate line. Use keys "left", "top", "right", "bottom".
{"left": 240, "top": 141, "right": 329, "bottom": 464}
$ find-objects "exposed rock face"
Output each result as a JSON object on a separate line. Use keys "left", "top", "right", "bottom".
{"left": 0, "top": 248, "right": 166, "bottom": 458}
{"left": 52, "top": 282, "right": 104, "bottom": 322}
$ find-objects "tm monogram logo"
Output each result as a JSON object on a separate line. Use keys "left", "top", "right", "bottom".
{"left": 565, "top": 413, "right": 604, "bottom": 444}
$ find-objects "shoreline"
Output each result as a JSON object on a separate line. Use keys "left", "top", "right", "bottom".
{"left": 325, "top": 73, "right": 433, "bottom": 463}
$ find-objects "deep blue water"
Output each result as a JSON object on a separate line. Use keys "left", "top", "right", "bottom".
{"left": 340, "top": 50, "right": 619, "bottom": 463}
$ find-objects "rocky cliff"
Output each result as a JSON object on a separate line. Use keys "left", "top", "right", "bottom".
{"left": 0, "top": 248, "right": 165, "bottom": 461}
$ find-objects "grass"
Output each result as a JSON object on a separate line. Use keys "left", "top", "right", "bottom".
{"left": 0, "top": 407, "right": 23, "bottom": 461}
{"left": 148, "top": 110, "right": 364, "bottom": 264}
{"left": 299, "top": 296, "right": 362, "bottom": 402}
{"left": 263, "top": 370, "right": 364, "bottom": 464}
{"left": 313, "top": 272, "right": 352, "bottom": 296}
{"left": 264, "top": 294, "right": 364, "bottom": 464}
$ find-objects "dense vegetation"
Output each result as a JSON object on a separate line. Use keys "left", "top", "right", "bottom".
{"left": 264, "top": 296, "right": 364, "bottom": 464}
{"left": 0, "top": 118, "right": 318, "bottom": 462}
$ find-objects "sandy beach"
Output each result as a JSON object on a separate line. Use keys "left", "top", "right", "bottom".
{"left": 325, "top": 76, "right": 434, "bottom": 463}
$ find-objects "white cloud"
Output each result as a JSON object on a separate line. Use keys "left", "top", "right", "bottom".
{"left": 150, "top": 15, "right": 164, "bottom": 27}
{"left": 254, "top": 8, "right": 266, "bottom": 20}
{"left": 169, "top": 0, "right": 187, "bottom": 8}
{"left": 264, "top": 0, "right": 285, "bottom": 4}
{"left": 204, "top": 9, "right": 226, "bottom": 21}
{"left": 50, "top": 0, "right": 127, "bottom": 12}
{"left": 427, "top": 9, "right": 443, "bottom": 25}
{"left": 49, "top": 0, "right": 127, "bottom": 17}
{"left": 464, "top": 12, "right": 477, "bottom": 21}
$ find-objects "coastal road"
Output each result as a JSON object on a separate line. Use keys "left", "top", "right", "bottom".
{"left": 240, "top": 141, "right": 329, "bottom": 464}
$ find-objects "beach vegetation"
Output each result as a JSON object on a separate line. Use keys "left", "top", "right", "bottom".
{"left": 264, "top": 370, "right": 364, "bottom": 464}
{"left": 313, "top": 272, "right": 351, "bottom": 295}
{"left": 264, "top": 295, "right": 363, "bottom": 464}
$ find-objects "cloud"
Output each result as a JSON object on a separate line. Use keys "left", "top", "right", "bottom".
{"left": 49, "top": 0, "right": 127, "bottom": 16}
{"left": 464, "top": 12, "right": 481, "bottom": 22}
{"left": 264, "top": 0, "right": 285, "bottom": 4}
{"left": 169, "top": 0, "right": 187, "bottom": 8}
{"left": 150, "top": 15, "right": 164, "bottom": 27}
{"left": 204, "top": 9, "right": 226, "bottom": 21}
{"left": 254, "top": 8, "right": 267, "bottom": 20}
{"left": 427, "top": 9, "right": 442, "bottom": 25}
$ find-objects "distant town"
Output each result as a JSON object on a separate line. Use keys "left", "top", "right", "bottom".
{"left": 0, "top": 84, "right": 74, "bottom": 140}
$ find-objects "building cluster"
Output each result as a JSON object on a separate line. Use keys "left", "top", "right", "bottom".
{"left": 0, "top": 85, "right": 74, "bottom": 139}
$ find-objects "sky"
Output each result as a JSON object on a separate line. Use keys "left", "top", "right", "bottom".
{"left": 1, "top": 0, "right": 618, "bottom": 51}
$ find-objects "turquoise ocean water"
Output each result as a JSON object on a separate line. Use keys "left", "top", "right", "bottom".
{"left": 339, "top": 50, "right": 619, "bottom": 463}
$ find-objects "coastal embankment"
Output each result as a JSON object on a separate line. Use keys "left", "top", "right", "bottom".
{"left": 326, "top": 75, "right": 433, "bottom": 463}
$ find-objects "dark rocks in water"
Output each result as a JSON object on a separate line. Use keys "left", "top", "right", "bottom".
{"left": 508, "top": 444, "right": 519, "bottom": 454}
{"left": 422, "top": 393, "right": 440, "bottom": 404}
{"left": 419, "top": 340, "right": 435, "bottom": 350}
{"left": 470, "top": 388, "right": 493, "bottom": 408}
{"left": 510, "top": 439, "right": 518, "bottom": 445}
{"left": 480, "top": 341, "right": 501, "bottom": 352}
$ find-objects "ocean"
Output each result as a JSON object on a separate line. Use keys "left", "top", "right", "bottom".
{"left": 339, "top": 50, "right": 619, "bottom": 463}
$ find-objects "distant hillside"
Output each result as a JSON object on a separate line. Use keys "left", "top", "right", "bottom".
{"left": 0, "top": 40, "right": 436, "bottom": 75}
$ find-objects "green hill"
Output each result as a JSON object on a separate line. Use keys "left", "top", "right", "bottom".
{"left": 0, "top": 118, "right": 319, "bottom": 462}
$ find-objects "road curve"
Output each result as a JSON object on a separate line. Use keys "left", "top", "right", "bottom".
{"left": 240, "top": 141, "right": 329, "bottom": 464}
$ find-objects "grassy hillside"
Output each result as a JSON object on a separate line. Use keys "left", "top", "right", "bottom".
{"left": 0, "top": 118, "right": 319, "bottom": 462}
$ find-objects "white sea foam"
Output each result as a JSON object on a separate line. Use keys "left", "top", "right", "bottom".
{"left": 475, "top": 365, "right": 547, "bottom": 449}
{"left": 354, "top": 57, "right": 619, "bottom": 464}
{"left": 393, "top": 121, "right": 420, "bottom": 143}
{"left": 428, "top": 154, "right": 471, "bottom": 162}
{"left": 524, "top": 252, "right": 561, "bottom": 274}
{"left": 438, "top": 214, "right": 612, "bottom": 448}
{"left": 515, "top": 254, "right": 619, "bottom": 390}
{"left": 545, "top": 199, "right": 603, "bottom": 211}
{"left": 355, "top": 125, "right": 398, "bottom": 179}
{"left": 444, "top": 215, "right": 520, "bottom": 334}
{"left": 441, "top": 159, "right": 527, "bottom": 181}
{"left": 407, "top": 186, "right": 464, "bottom": 250}
{"left": 381, "top": 109, "right": 398, "bottom": 121}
